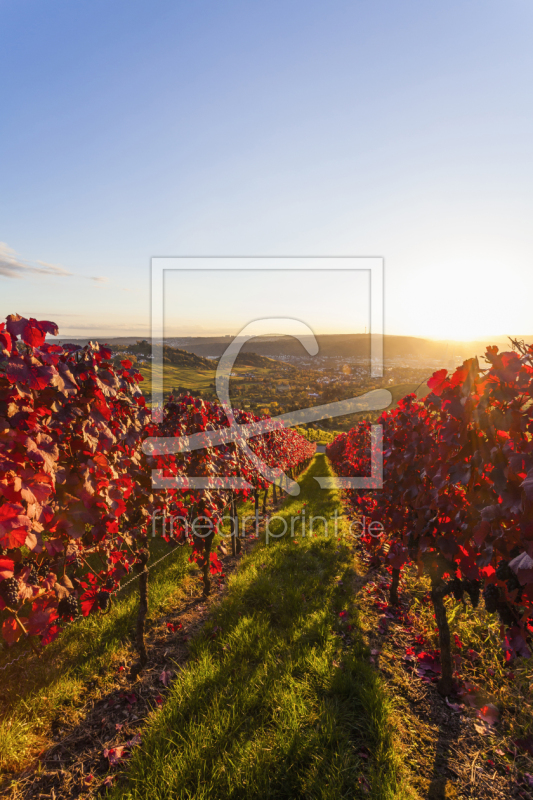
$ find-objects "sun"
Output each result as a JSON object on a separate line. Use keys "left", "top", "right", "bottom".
{"left": 417, "top": 310, "right": 503, "bottom": 344}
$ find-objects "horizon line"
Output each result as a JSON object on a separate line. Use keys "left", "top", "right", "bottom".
{"left": 46, "top": 331, "right": 533, "bottom": 345}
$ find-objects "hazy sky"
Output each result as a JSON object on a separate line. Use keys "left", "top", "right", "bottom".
{"left": 163, "top": 268, "right": 370, "bottom": 337}
{"left": 1, "top": 1, "right": 532, "bottom": 341}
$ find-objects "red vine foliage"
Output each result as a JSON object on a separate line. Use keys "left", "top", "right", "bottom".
{"left": 327, "top": 341, "right": 533, "bottom": 689}
{"left": 0, "top": 315, "right": 315, "bottom": 652}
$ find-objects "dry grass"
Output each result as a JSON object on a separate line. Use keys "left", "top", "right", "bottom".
{"left": 350, "top": 547, "right": 533, "bottom": 798}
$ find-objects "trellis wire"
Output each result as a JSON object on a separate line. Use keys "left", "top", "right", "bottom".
{"left": 0, "top": 540, "right": 185, "bottom": 671}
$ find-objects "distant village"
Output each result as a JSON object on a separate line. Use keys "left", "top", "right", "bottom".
{"left": 109, "top": 340, "right": 462, "bottom": 431}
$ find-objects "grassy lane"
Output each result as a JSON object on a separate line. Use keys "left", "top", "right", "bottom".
{"left": 111, "top": 455, "right": 413, "bottom": 800}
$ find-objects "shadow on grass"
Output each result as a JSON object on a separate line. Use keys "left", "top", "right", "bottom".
{"left": 111, "top": 457, "right": 409, "bottom": 800}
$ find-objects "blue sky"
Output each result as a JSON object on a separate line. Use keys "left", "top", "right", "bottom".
{"left": 1, "top": 0, "right": 532, "bottom": 341}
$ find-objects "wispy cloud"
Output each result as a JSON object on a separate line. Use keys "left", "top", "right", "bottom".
{"left": 0, "top": 242, "right": 106, "bottom": 283}
{"left": 0, "top": 243, "right": 72, "bottom": 279}
{"left": 51, "top": 322, "right": 150, "bottom": 338}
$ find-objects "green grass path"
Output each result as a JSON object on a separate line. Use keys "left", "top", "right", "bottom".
{"left": 111, "top": 455, "right": 410, "bottom": 800}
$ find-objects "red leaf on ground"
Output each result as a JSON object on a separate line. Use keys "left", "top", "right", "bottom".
{"left": 104, "top": 746, "right": 126, "bottom": 766}
{"left": 477, "top": 703, "right": 500, "bottom": 725}
{"left": 160, "top": 669, "right": 172, "bottom": 687}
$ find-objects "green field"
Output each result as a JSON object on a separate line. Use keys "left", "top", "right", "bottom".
{"left": 138, "top": 364, "right": 216, "bottom": 395}
{"left": 137, "top": 364, "right": 273, "bottom": 398}
{"left": 138, "top": 362, "right": 431, "bottom": 411}
{"left": 386, "top": 382, "right": 432, "bottom": 407}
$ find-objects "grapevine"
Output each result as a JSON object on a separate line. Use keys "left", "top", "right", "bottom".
{"left": 327, "top": 341, "right": 533, "bottom": 694}
{"left": 0, "top": 313, "right": 315, "bottom": 667}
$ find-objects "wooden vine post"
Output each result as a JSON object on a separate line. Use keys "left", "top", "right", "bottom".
{"left": 200, "top": 529, "right": 213, "bottom": 597}
{"left": 430, "top": 576, "right": 453, "bottom": 696}
{"left": 232, "top": 492, "right": 241, "bottom": 554}
{"left": 133, "top": 537, "right": 150, "bottom": 673}
{"left": 389, "top": 568, "right": 401, "bottom": 605}
{"left": 230, "top": 491, "right": 237, "bottom": 556}
{"left": 262, "top": 485, "right": 269, "bottom": 515}
{"left": 254, "top": 489, "right": 260, "bottom": 537}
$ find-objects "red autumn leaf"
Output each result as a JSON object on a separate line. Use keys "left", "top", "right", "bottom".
{"left": 27, "top": 606, "right": 58, "bottom": 636}
{"left": 427, "top": 369, "right": 449, "bottom": 396}
{"left": 39, "top": 342, "right": 63, "bottom": 365}
{"left": 51, "top": 362, "right": 79, "bottom": 396}
{"left": 24, "top": 436, "right": 59, "bottom": 472}
{"left": 521, "top": 469, "right": 533, "bottom": 502}
{"left": 41, "top": 624, "right": 61, "bottom": 646}
{"left": 476, "top": 703, "right": 499, "bottom": 725}
{"left": 0, "top": 503, "right": 31, "bottom": 548}
{"left": 80, "top": 589, "right": 99, "bottom": 616}
{"left": 2, "top": 617, "right": 23, "bottom": 645}
{"left": 20, "top": 473, "right": 54, "bottom": 505}
{"left": 450, "top": 358, "right": 477, "bottom": 388}
{"left": 104, "top": 745, "right": 126, "bottom": 766}
{"left": 21, "top": 318, "right": 59, "bottom": 348}
{"left": 91, "top": 453, "right": 109, "bottom": 470}
{"left": 209, "top": 551, "right": 223, "bottom": 575}
{"left": 22, "top": 321, "right": 46, "bottom": 348}
{"left": 484, "top": 345, "right": 500, "bottom": 365}
{"left": 38, "top": 319, "right": 59, "bottom": 336}
{"left": 6, "top": 355, "right": 54, "bottom": 389}
{"left": 0, "top": 559, "right": 15, "bottom": 579}
{"left": 5, "top": 313, "right": 28, "bottom": 338}
{"left": 0, "top": 325, "right": 12, "bottom": 356}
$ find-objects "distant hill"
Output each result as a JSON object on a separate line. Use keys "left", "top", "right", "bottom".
{"left": 172, "top": 333, "right": 511, "bottom": 363}
{"left": 127, "top": 340, "right": 214, "bottom": 370}
{"left": 232, "top": 352, "right": 295, "bottom": 370}
{"left": 50, "top": 333, "right": 533, "bottom": 365}
{"left": 162, "top": 348, "right": 213, "bottom": 370}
